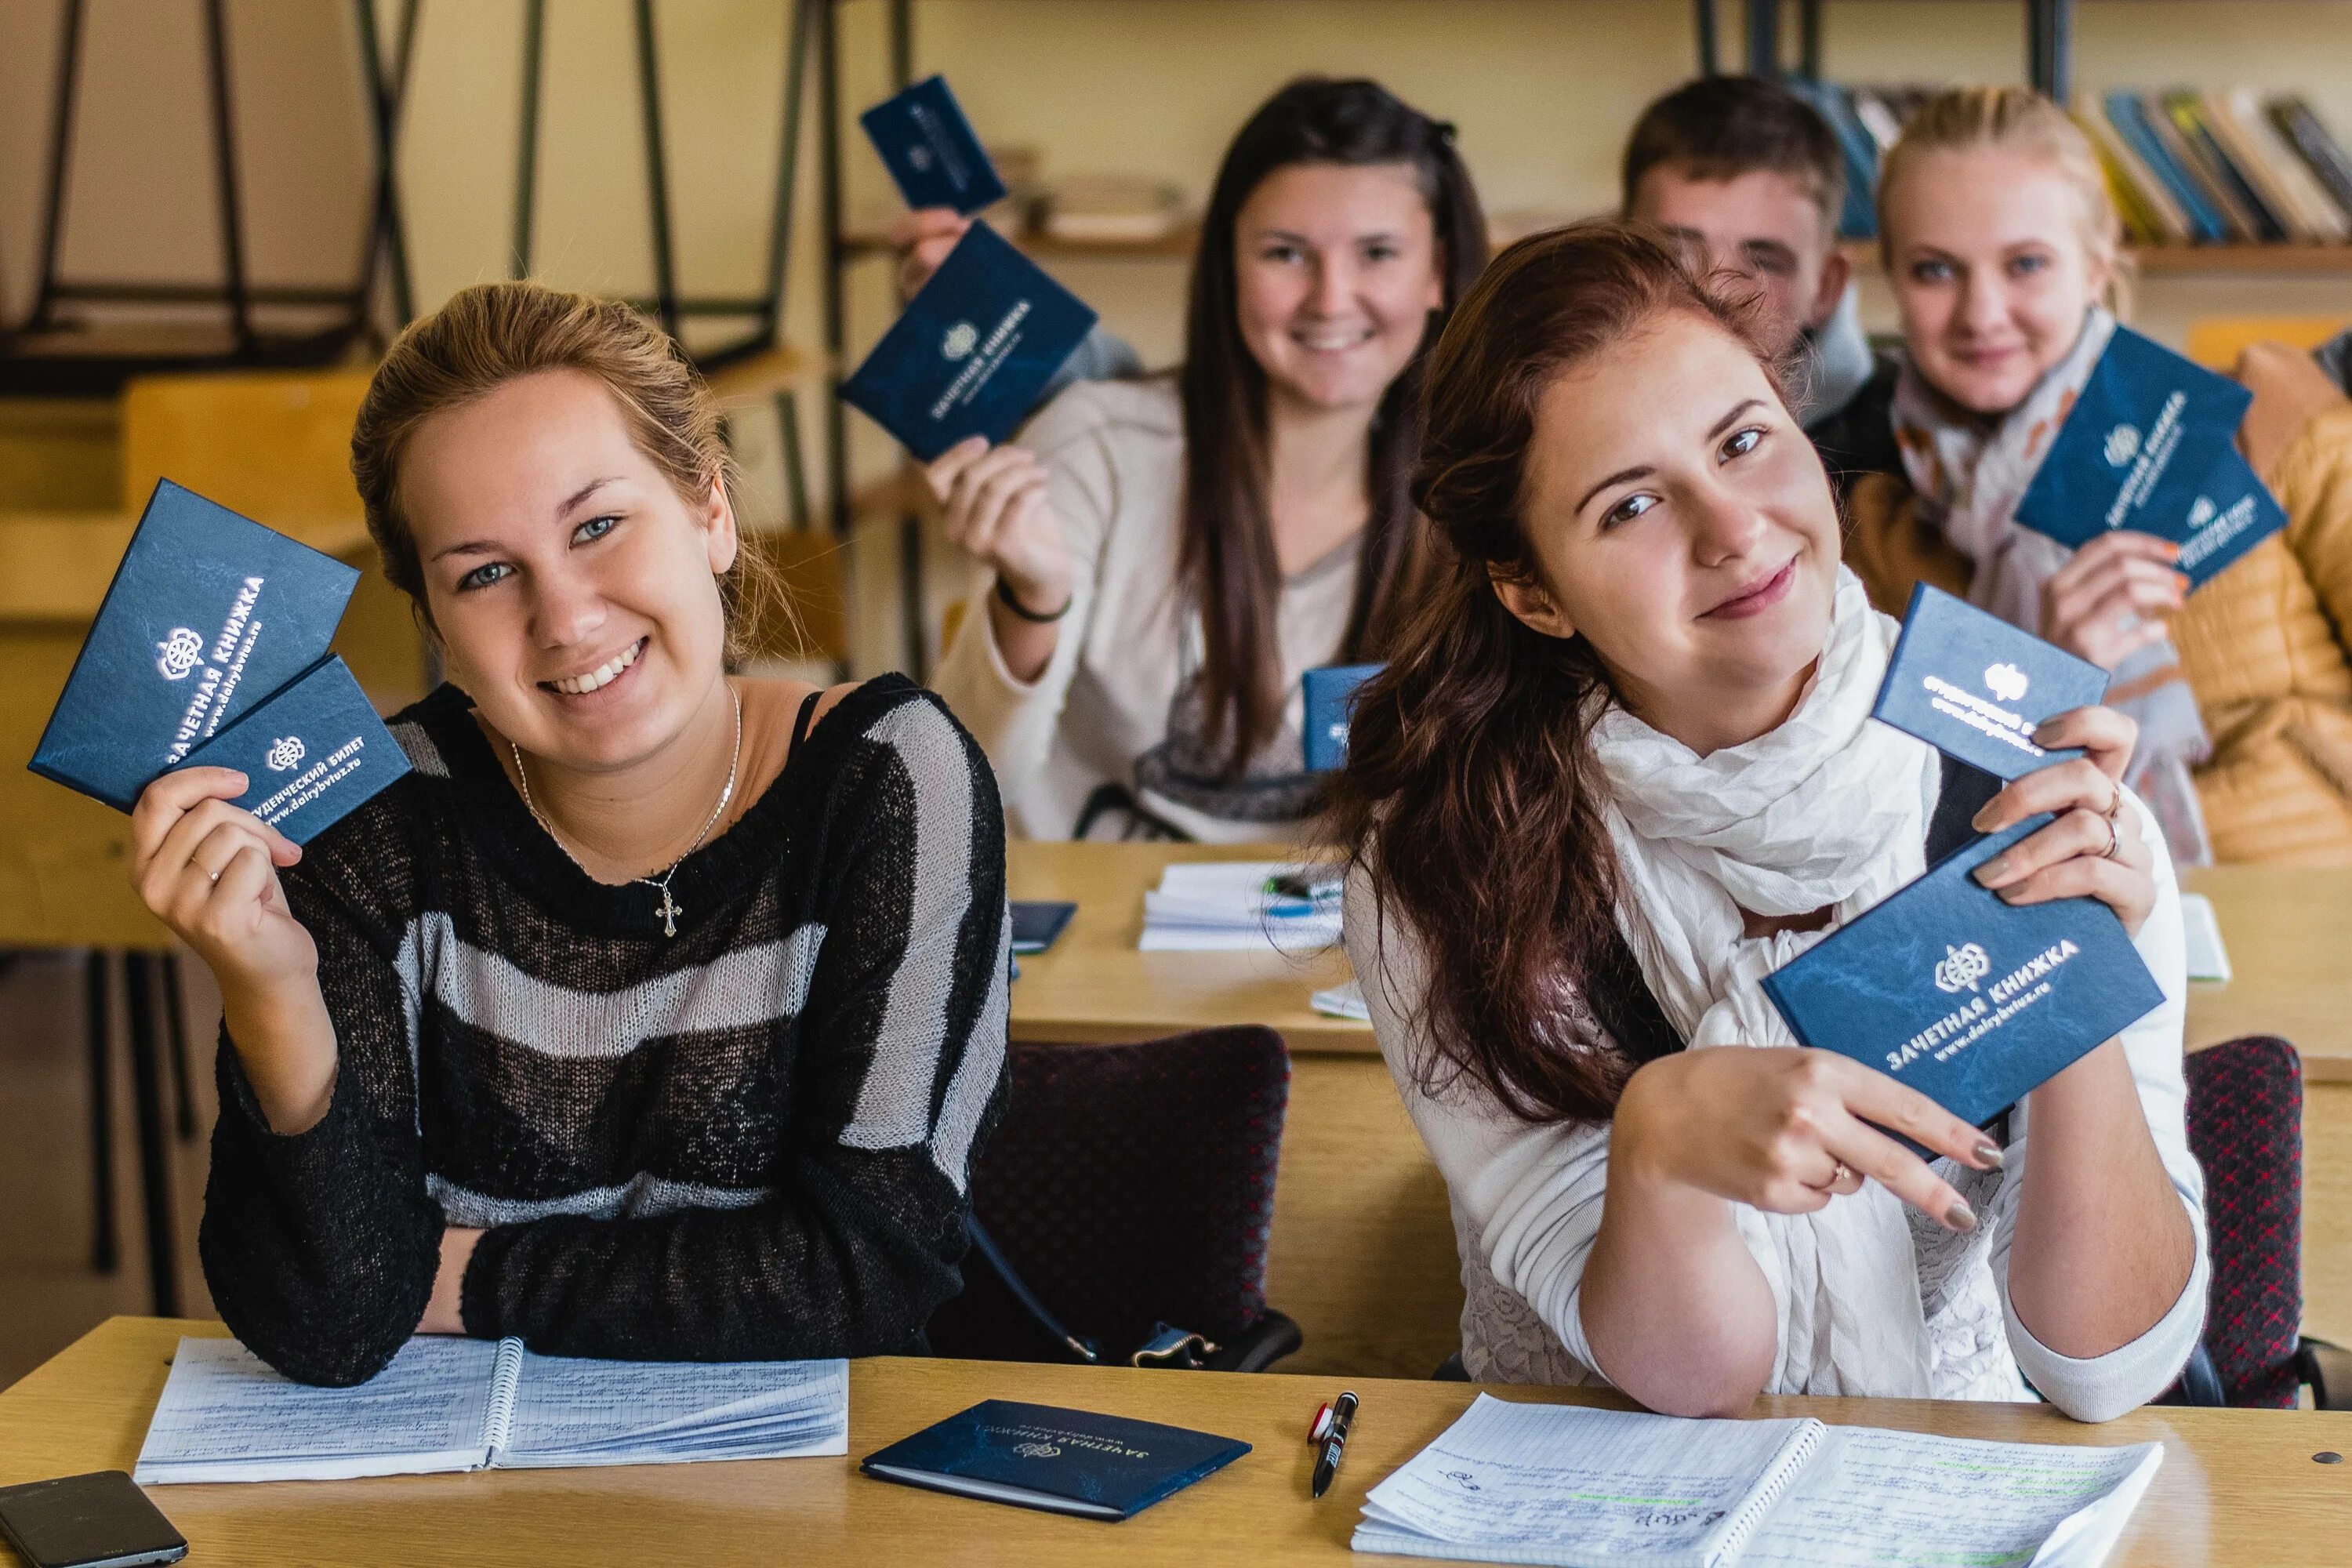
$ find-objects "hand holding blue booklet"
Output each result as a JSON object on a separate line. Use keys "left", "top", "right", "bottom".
{"left": 29, "top": 479, "right": 408, "bottom": 844}
{"left": 1872, "top": 583, "right": 2109, "bottom": 782}
{"left": 862, "top": 1399, "right": 1249, "bottom": 1520}
{"left": 1765, "top": 589, "right": 2163, "bottom": 1129}
{"left": 838, "top": 222, "right": 1098, "bottom": 461}
{"left": 2014, "top": 324, "right": 2286, "bottom": 587}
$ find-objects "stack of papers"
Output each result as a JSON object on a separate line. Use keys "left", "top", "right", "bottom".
{"left": 1355, "top": 1394, "right": 2160, "bottom": 1568}
{"left": 1139, "top": 861, "right": 1341, "bottom": 953}
{"left": 135, "top": 1336, "right": 848, "bottom": 1483}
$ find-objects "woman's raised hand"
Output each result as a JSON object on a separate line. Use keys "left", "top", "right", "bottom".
{"left": 892, "top": 207, "right": 971, "bottom": 298}
{"left": 927, "top": 435, "right": 1072, "bottom": 618}
{"left": 1613, "top": 1047, "right": 2002, "bottom": 1231}
{"left": 1969, "top": 703, "right": 2158, "bottom": 937}
{"left": 2038, "top": 531, "right": 2188, "bottom": 670}
{"left": 130, "top": 768, "right": 314, "bottom": 992}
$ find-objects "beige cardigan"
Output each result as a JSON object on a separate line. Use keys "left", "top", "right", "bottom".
{"left": 930, "top": 376, "right": 1359, "bottom": 842}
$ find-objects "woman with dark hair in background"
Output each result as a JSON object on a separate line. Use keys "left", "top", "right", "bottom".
{"left": 1333, "top": 223, "right": 2204, "bottom": 1421}
{"left": 927, "top": 76, "right": 1486, "bottom": 840}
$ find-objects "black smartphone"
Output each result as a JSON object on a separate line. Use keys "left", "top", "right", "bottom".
{"left": 1010, "top": 899, "right": 1077, "bottom": 954}
{"left": 0, "top": 1472, "right": 187, "bottom": 1568}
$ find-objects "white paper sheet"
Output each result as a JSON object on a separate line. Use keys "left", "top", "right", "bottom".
{"left": 1353, "top": 1395, "right": 1817, "bottom": 1567}
{"left": 1739, "top": 1426, "right": 2161, "bottom": 1568}
{"left": 135, "top": 1337, "right": 501, "bottom": 1483}
{"left": 496, "top": 1352, "right": 849, "bottom": 1466}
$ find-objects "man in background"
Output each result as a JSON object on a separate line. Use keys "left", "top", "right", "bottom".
{"left": 1619, "top": 75, "right": 1897, "bottom": 481}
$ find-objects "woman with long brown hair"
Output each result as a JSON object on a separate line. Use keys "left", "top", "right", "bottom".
{"left": 927, "top": 76, "right": 1485, "bottom": 840}
{"left": 1331, "top": 223, "right": 2205, "bottom": 1421}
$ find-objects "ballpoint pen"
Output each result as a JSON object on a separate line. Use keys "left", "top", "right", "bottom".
{"left": 1311, "top": 1390, "right": 1358, "bottom": 1499}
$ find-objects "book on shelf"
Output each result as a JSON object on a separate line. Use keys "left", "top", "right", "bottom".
{"left": 2270, "top": 94, "right": 2352, "bottom": 223}
{"left": 1352, "top": 1393, "right": 2161, "bottom": 1568}
{"left": 2218, "top": 88, "right": 2350, "bottom": 243}
{"left": 2103, "top": 91, "right": 2233, "bottom": 242}
{"left": 134, "top": 1336, "right": 848, "bottom": 1484}
{"left": 2163, "top": 91, "right": 2289, "bottom": 242}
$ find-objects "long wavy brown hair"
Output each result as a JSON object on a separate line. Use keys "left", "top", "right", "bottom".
{"left": 1326, "top": 221, "right": 1779, "bottom": 1126}
{"left": 1179, "top": 77, "right": 1486, "bottom": 779}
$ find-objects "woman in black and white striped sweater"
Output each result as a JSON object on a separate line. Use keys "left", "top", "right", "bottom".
{"left": 125, "top": 282, "right": 1009, "bottom": 1387}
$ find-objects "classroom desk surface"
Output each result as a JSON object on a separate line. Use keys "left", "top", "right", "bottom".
{"left": 1008, "top": 842, "right": 2352, "bottom": 1077}
{"left": 5, "top": 1318, "right": 2348, "bottom": 1568}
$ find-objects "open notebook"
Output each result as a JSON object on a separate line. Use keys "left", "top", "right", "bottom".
{"left": 1356, "top": 1395, "right": 2160, "bottom": 1568}
{"left": 134, "top": 1336, "right": 848, "bottom": 1484}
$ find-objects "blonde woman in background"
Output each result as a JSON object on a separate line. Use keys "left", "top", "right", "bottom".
{"left": 1842, "top": 85, "right": 2352, "bottom": 865}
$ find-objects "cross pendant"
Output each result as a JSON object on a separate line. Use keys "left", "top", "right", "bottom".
{"left": 655, "top": 884, "right": 682, "bottom": 938}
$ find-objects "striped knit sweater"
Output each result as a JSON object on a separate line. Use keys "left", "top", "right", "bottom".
{"left": 198, "top": 674, "right": 1010, "bottom": 1386}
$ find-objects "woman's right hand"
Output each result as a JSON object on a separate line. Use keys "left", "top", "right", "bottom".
{"left": 926, "top": 435, "right": 1072, "bottom": 617}
{"left": 2038, "top": 531, "right": 2188, "bottom": 670}
{"left": 130, "top": 768, "right": 314, "bottom": 995}
{"left": 1612, "top": 1046, "right": 2002, "bottom": 1232}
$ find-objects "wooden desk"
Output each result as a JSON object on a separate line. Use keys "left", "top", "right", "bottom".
{"left": 1007, "top": 844, "right": 2352, "bottom": 1374}
{"left": 2180, "top": 866, "right": 2352, "bottom": 1083}
{"left": 1008, "top": 842, "right": 1457, "bottom": 1381}
{"left": 6, "top": 1319, "right": 2348, "bottom": 1568}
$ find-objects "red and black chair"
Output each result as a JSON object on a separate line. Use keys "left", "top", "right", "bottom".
{"left": 927, "top": 1025, "right": 1302, "bottom": 1372}
{"left": 2161, "top": 1035, "right": 2348, "bottom": 1408}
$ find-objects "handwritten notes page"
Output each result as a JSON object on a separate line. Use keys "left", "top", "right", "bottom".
{"left": 1353, "top": 1395, "right": 1819, "bottom": 1567}
{"left": 135, "top": 1337, "right": 502, "bottom": 1483}
{"left": 1352, "top": 1395, "right": 2161, "bottom": 1568}
{"left": 135, "top": 1335, "right": 849, "bottom": 1485}
{"left": 1741, "top": 1426, "right": 2161, "bottom": 1568}
{"left": 496, "top": 1351, "right": 850, "bottom": 1468}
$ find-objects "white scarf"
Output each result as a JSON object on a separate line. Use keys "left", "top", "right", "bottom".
{"left": 1891, "top": 307, "right": 2212, "bottom": 865}
{"left": 1588, "top": 568, "right": 1943, "bottom": 1397}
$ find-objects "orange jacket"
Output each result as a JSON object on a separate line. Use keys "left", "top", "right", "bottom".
{"left": 1844, "top": 401, "right": 2352, "bottom": 865}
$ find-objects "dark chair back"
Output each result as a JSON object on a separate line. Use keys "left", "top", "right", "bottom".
{"left": 928, "top": 1026, "right": 1294, "bottom": 1366}
{"left": 2163, "top": 1035, "right": 2304, "bottom": 1407}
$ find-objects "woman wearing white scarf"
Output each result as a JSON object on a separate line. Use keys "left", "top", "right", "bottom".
{"left": 1331, "top": 222, "right": 2206, "bottom": 1422}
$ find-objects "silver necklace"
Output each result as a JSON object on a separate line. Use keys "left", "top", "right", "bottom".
{"left": 510, "top": 684, "right": 742, "bottom": 938}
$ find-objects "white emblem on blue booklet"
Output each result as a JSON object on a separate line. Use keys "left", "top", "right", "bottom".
{"left": 838, "top": 222, "right": 1098, "bottom": 461}
{"left": 1872, "top": 584, "right": 2109, "bottom": 782}
{"left": 31, "top": 480, "right": 359, "bottom": 811}
{"left": 2013, "top": 325, "right": 2287, "bottom": 587}
{"left": 859, "top": 75, "right": 1008, "bottom": 215}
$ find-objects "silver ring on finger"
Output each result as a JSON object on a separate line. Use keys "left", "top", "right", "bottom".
{"left": 2099, "top": 811, "right": 2122, "bottom": 861}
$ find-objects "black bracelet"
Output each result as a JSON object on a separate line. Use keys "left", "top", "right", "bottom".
{"left": 995, "top": 575, "right": 1073, "bottom": 623}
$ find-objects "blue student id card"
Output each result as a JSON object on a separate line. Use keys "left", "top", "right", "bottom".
{"left": 29, "top": 480, "right": 360, "bottom": 812}
{"left": 860, "top": 74, "right": 1007, "bottom": 215}
{"left": 2013, "top": 325, "right": 2287, "bottom": 587}
{"left": 1302, "top": 663, "right": 1381, "bottom": 772}
{"left": 1873, "top": 585, "right": 2109, "bottom": 782}
{"left": 839, "top": 222, "right": 1097, "bottom": 461}
{"left": 1762, "top": 817, "right": 2165, "bottom": 1131}
{"left": 172, "top": 656, "right": 410, "bottom": 847}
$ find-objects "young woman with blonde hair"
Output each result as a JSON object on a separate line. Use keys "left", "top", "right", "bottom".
{"left": 129, "top": 281, "right": 1009, "bottom": 1385}
{"left": 1845, "top": 85, "right": 2352, "bottom": 864}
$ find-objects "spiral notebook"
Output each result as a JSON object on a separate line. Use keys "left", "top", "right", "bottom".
{"left": 1354, "top": 1395, "right": 2160, "bottom": 1568}
{"left": 133, "top": 1336, "right": 848, "bottom": 1484}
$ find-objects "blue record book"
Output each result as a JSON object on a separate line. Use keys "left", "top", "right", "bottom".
{"left": 860, "top": 74, "right": 1008, "bottom": 215}
{"left": 1872, "top": 585, "right": 2109, "bottom": 782}
{"left": 861, "top": 1399, "right": 1249, "bottom": 1521}
{"left": 1762, "top": 817, "right": 2165, "bottom": 1134}
{"left": 2013, "top": 325, "right": 2286, "bottom": 588}
{"left": 838, "top": 222, "right": 1098, "bottom": 461}
{"left": 172, "top": 656, "right": 411, "bottom": 847}
{"left": 1303, "top": 662, "right": 1382, "bottom": 772}
{"left": 29, "top": 479, "right": 361, "bottom": 812}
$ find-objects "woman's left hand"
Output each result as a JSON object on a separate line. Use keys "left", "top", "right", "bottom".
{"left": 1969, "top": 705, "right": 2157, "bottom": 938}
